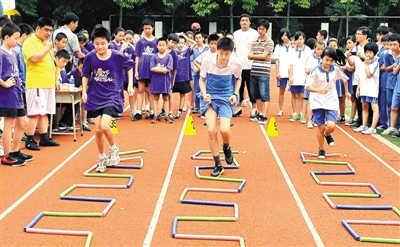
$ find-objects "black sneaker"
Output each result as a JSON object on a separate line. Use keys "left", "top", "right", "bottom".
{"left": 1, "top": 154, "right": 26, "bottom": 166}
{"left": 131, "top": 113, "right": 142, "bottom": 121}
{"left": 115, "top": 113, "right": 124, "bottom": 120}
{"left": 250, "top": 111, "right": 259, "bottom": 122}
{"left": 39, "top": 138, "right": 60, "bottom": 147}
{"left": 191, "top": 108, "right": 199, "bottom": 114}
{"left": 11, "top": 150, "right": 33, "bottom": 162}
{"left": 58, "top": 122, "right": 73, "bottom": 130}
{"left": 25, "top": 139, "right": 40, "bottom": 151}
{"left": 145, "top": 112, "right": 154, "bottom": 120}
{"left": 258, "top": 115, "right": 268, "bottom": 125}
{"left": 324, "top": 134, "right": 335, "bottom": 147}
{"left": 223, "top": 145, "right": 233, "bottom": 164}
{"left": 210, "top": 163, "right": 224, "bottom": 177}
{"left": 232, "top": 108, "right": 242, "bottom": 117}
{"left": 392, "top": 131, "right": 400, "bottom": 138}
{"left": 318, "top": 149, "right": 326, "bottom": 159}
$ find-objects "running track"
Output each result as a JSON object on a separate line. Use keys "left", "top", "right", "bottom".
{"left": 1, "top": 68, "right": 399, "bottom": 247}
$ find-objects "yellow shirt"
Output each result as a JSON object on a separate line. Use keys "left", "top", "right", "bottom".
{"left": 23, "top": 34, "right": 56, "bottom": 89}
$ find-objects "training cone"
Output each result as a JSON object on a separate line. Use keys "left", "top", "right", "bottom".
{"left": 110, "top": 118, "right": 119, "bottom": 134}
{"left": 266, "top": 117, "right": 279, "bottom": 136}
{"left": 184, "top": 116, "right": 197, "bottom": 135}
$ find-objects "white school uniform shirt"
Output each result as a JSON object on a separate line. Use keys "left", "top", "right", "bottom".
{"left": 275, "top": 43, "right": 293, "bottom": 78}
{"left": 289, "top": 45, "right": 312, "bottom": 86}
{"left": 351, "top": 44, "right": 365, "bottom": 86}
{"left": 305, "top": 52, "right": 321, "bottom": 71}
{"left": 306, "top": 64, "right": 349, "bottom": 111}
{"left": 233, "top": 28, "right": 259, "bottom": 70}
{"left": 359, "top": 58, "right": 380, "bottom": 98}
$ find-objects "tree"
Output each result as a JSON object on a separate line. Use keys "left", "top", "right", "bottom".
{"left": 16, "top": 0, "right": 39, "bottom": 17}
{"left": 162, "top": 0, "right": 189, "bottom": 31}
{"left": 191, "top": 0, "right": 258, "bottom": 32}
{"left": 113, "top": 0, "right": 147, "bottom": 27}
{"left": 269, "top": 0, "right": 314, "bottom": 28}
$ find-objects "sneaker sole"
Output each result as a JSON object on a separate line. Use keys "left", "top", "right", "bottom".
{"left": 210, "top": 169, "right": 224, "bottom": 177}
{"left": 318, "top": 156, "right": 326, "bottom": 159}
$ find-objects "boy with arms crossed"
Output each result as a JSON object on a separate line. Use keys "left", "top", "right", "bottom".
{"left": 199, "top": 37, "right": 242, "bottom": 177}
{"left": 82, "top": 27, "right": 134, "bottom": 173}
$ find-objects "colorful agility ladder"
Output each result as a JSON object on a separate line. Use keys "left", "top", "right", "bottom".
{"left": 300, "top": 152, "right": 400, "bottom": 245}
{"left": 24, "top": 149, "right": 146, "bottom": 246}
{"left": 171, "top": 150, "right": 246, "bottom": 247}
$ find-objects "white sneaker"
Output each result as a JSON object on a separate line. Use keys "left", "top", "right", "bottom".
{"left": 362, "top": 128, "right": 376, "bottom": 135}
{"left": 87, "top": 118, "right": 95, "bottom": 124}
{"left": 182, "top": 105, "right": 187, "bottom": 112}
{"left": 353, "top": 125, "right": 368, "bottom": 133}
{"left": 96, "top": 156, "right": 109, "bottom": 173}
{"left": 381, "top": 127, "right": 397, "bottom": 135}
{"left": 277, "top": 110, "right": 284, "bottom": 116}
{"left": 307, "top": 121, "right": 314, "bottom": 129}
{"left": 109, "top": 145, "right": 120, "bottom": 166}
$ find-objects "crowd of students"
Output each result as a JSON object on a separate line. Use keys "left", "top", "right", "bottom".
{"left": 1, "top": 12, "right": 399, "bottom": 174}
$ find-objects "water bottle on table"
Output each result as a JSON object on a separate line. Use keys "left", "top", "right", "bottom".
{"left": 69, "top": 75, "right": 75, "bottom": 91}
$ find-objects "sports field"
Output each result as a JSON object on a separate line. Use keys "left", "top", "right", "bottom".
{"left": 1, "top": 68, "right": 399, "bottom": 247}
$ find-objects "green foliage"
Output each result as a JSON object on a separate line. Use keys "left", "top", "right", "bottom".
{"left": 162, "top": 0, "right": 188, "bottom": 13}
{"left": 16, "top": 0, "right": 39, "bottom": 17}
{"left": 270, "top": 0, "right": 312, "bottom": 12}
{"left": 191, "top": 0, "right": 257, "bottom": 17}
{"left": 113, "top": 0, "right": 147, "bottom": 9}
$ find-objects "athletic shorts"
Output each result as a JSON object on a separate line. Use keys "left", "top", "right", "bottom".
{"left": 360, "top": 96, "right": 378, "bottom": 104}
{"left": 391, "top": 90, "right": 400, "bottom": 108}
{"left": 289, "top": 85, "right": 304, "bottom": 93}
{"left": 312, "top": 109, "right": 338, "bottom": 126}
{"left": 277, "top": 78, "right": 288, "bottom": 88}
{"left": 172, "top": 81, "right": 192, "bottom": 94}
{"left": 26, "top": 88, "right": 56, "bottom": 117}
{"left": 0, "top": 108, "right": 26, "bottom": 118}
{"left": 303, "top": 89, "right": 310, "bottom": 100}
{"left": 138, "top": 79, "right": 150, "bottom": 87}
{"left": 87, "top": 106, "right": 119, "bottom": 119}
{"left": 200, "top": 98, "right": 234, "bottom": 119}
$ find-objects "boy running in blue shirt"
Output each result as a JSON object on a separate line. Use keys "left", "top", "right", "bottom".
{"left": 199, "top": 37, "right": 242, "bottom": 177}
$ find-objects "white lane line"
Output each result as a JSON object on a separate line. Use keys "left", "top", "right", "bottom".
{"left": 0, "top": 135, "right": 96, "bottom": 220}
{"left": 337, "top": 125, "right": 400, "bottom": 177}
{"left": 142, "top": 111, "right": 188, "bottom": 247}
{"left": 0, "top": 106, "right": 131, "bottom": 220}
{"left": 260, "top": 125, "right": 325, "bottom": 247}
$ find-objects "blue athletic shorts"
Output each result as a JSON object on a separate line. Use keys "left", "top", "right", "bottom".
{"left": 391, "top": 90, "right": 400, "bottom": 108}
{"left": 312, "top": 109, "right": 338, "bottom": 126}
{"left": 360, "top": 96, "right": 378, "bottom": 104}
{"left": 277, "top": 78, "right": 288, "bottom": 88}
{"left": 200, "top": 99, "right": 234, "bottom": 119}
{"left": 290, "top": 85, "right": 304, "bottom": 93}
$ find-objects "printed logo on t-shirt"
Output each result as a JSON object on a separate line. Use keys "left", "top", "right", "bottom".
{"left": 143, "top": 46, "right": 154, "bottom": 56}
{"left": 177, "top": 52, "right": 186, "bottom": 61}
{"left": 124, "top": 52, "right": 132, "bottom": 59}
{"left": 11, "top": 62, "right": 19, "bottom": 78}
{"left": 94, "top": 68, "right": 113, "bottom": 82}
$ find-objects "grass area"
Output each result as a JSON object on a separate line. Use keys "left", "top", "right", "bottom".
{"left": 345, "top": 105, "right": 400, "bottom": 148}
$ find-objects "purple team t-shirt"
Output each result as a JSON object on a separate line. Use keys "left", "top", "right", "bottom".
{"left": 175, "top": 48, "right": 192, "bottom": 82}
{"left": 134, "top": 37, "right": 158, "bottom": 80}
{"left": 82, "top": 50, "right": 134, "bottom": 113}
{"left": 0, "top": 49, "right": 23, "bottom": 109}
{"left": 85, "top": 41, "right": 95, "bottom": 52}
{"left": 150, "top": 53, "right": 173, "bottom": 94}
{"left": 68, "top": 67, "right": 82, "bottom": 87}
{"left": 122, "top": 46, "right": 135, "bottom": 83}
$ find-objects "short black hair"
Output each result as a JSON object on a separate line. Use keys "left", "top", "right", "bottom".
{"left": 217, "top": 37, "right": 234, "bottom": 51}
{"left": 315, "top": 40, "right": 325, "bottom": 48}
{"left": 318, "top": 30, "right": 328, "bottom": 39}
{"left": 179, "top": 35, "right": 186, "bottom": 41}
{"left": 142, "top": 18, "right": 154, "bottom": 28}
{"left": 55, "top": 32, "right": 67, "bottom": 41}
{"left": 37, "top": 17, "right": 54, "bottom": 28}
{"left": 389, "top": 33, "right": 400, "bottom": 43}
{"left": 77, "top": 33, "right": 87, "bottom": 43}
{"left": 92, "top": 24, "right": 103, "bottom": 33}
{"left": 18, "top": 23, "right": 33, "bottom": 36}
{"left": 167, "top": 33, "right": 179, "bottom": 43}
{"left": 208, "top": 33, "right": 219, "bottom": 42}
{"left": 305, "top": 38, "right": 316, "bottom": 49}
{"left": 321, "top": 46, "right": 338, "bottom": 61}
{"left": 357, "top": 26, "right": 371, "bottom": 38}
{"left": 381, "top": 34, "right": 390, "bottom": 42}
{"left": 0, "top": 16, "right": 12, "bottom": 27}
{"left": 194, "top": 31, "right": 204, "bottom": 38}
{"left": 113, "top": 27, "right": 125, "bottom": 35}
{"left": 125, "top": 30, "right": 134, "bottom": 36}
{"left": 364, "top": 42, "right": 379, "bottom": 55}
{"left": 279, "top": 28, "right": 291, "bottom": 44}
{"left": 376, "top": 25, "right": 389, "bottom": 35}
{"left": 55, "top": 49, "right": 71, "bottom": 60}
{"left": 239, "top": 13, "right": 251, "bottom": 21}
{"left": 1, "top": 23, "right": 21, "bottom": 39}
{"left": 294, "top": 31, "right": 306, "bottom": 41}
{"left": 344, "top": 35, "right": 356, "bottom": 44}
{"left": 257, "top": 19, "right": 270, "bottom": 30}
{"left": 215, "top": 30, "right": 225, "bottom": 36}
{"left": 91, "top": 27, "right": 111, "bottom": 42}
{"left": 62, "top": 12, "right": 79, "bottom": 25}
{"left": 77, "top": 58, "right": 85, "bottom": 65}
{"left": 157, "top": 37, "right": 167, "bottom": 45}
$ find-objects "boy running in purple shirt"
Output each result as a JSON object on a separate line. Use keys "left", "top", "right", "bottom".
{"left": 0, "top": 23, "right": 33, "bottom": 166}
{"left": 82, "top": 27, "right": 134, "bottom": 173}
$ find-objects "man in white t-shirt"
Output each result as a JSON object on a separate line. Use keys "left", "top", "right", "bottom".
{"left": 233, "top": 13, "right": 259, "bottom": 118}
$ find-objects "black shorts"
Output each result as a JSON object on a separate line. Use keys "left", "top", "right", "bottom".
{"left": 87, "top": 106, "right": 119, "bottom": 119}
{"left": 173, "top": 81, "right": 192, "bottom": 94}
{"left": 22, "top": 92, "right": 26, "bottom": 109}
{"left": 138, "top": 79, "right": 150, "bottom": 87}
{"left": 123, "top": 82, "right": 134, "bottom": 91}
{"left": 0, "top": 108, "right": 26, "bottom": 118}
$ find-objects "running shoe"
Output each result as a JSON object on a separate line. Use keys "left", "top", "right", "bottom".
{"left": 210, "top": 163, "right": 224, "bottom": 177}
{"left": 109, "top": 145, "right": 120, "bottom": 166}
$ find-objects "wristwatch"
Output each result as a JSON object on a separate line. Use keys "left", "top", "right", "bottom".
{"left": 233, "top": 93, "right": 238, "bottom": 99}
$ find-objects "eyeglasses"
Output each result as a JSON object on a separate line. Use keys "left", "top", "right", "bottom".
{"left": 355, "top": 33, "right": 364, "bottom": 36}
